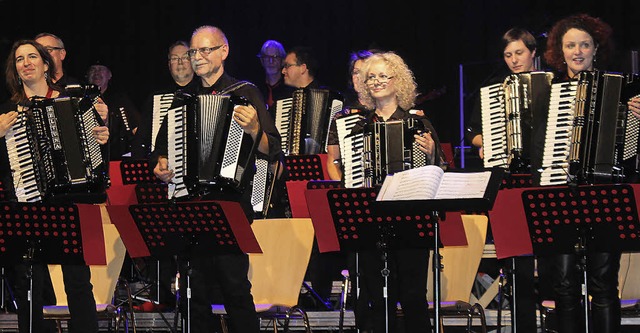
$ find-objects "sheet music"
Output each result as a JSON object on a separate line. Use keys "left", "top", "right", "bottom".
{"left": 376, "top": 165, "right": 492, "bottom": 201}
{"left": 435, "top": 172, "right": 492, "bottom": 199}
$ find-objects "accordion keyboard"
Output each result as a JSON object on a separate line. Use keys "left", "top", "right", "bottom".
{"left": 5, "top": 115, "right": 42, "bottom": 202}
{"left": 539, "top": 81, "right": 578, "bottom": 186}
{"left": 336, "top": 113, "right": 363, "bottom": 188}
{"left": 167, "top": 104, "right": 188, "bottom": 198}
{"left": 152, "top": 93, "right": 174, "bottom": 151}
{"left": 480, "top": 82, "right": 508, "bottom": 168}
{"left": 274, "top": 97, "right": 293, "bottom": 153}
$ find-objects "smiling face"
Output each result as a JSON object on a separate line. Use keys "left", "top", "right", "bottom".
{"left": 15, "top": 44, "right": 49, "bottom": 86}
{"left": 562, "top": 28, "right": 597, "bottom": 78}
{"left": 189, "top": 28, "right": 228, "bottom": 84}
{"left": 365, "top": 60, "right": 396, "bottom": 102}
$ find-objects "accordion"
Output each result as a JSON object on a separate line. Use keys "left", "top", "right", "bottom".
{"left": 539, "top": 70, "right": 640, "bottom": 185}
{"left": 480, "top": 71, "right": 553, "bottom": 172}
{"left": 166, "top": 93, "right": 258, "bottom": 199}
{"left": 274, "top": 87, "right": 343, "bottom": 155}
{"left": 151, "top": 93, "right": 175, "bottom": 154}
{"left": 5, "top": 95, "right": 108, "bottom": 202}
{"left": 342, "top": 118, "right": 426, "bottom": 188}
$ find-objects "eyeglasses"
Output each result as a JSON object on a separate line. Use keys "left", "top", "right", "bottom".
{"left": 169, "top": 55, "right": 190, "bottom": 63}
{"left": 45, "top": 46, "right": 64, "bottom": 53}
{"left": 258, "top": 54, "right": 282, "bottom": 61}
{"left": 187, "top": 45, "right": 224, "bottom": 58}
{"left": 365, "top": 74, "right": 394, "bottom": 86}
{"left": 282, "top": 63, "right": 300, "bottom": 69}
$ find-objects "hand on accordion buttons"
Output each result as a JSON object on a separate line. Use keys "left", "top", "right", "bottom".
{"left": 629, "top": 97, "right": 640, "bottom": 119}
{"left": 92, "top": 126, "right": 110, "bottom": 145}
{"left": 154, "top": 157, "right": 175, "bottom": 183}
{"left": 0, "top": 111, "right": 18, "bottom": 138}
{"left": 233, "top": 105, "right": 260, "bottom": 139}
{"left": 94, "top": 97, "right": 109, "bottom": 124}
{"left": 414, "top": 131, "right": 434, "bottom": 157}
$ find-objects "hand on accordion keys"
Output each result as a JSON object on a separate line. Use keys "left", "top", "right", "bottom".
{"left": 94, "top": 97, "right": 109, "bottom": 125}
{"left": 233, "top": 104, "right": 260, "bottom": 140}
{"left": 153, "top": 156, "right": 175, "bottom": 184}
{"left": 629, "top": 96, "right": 640, "bottom": 119}
{"left": 0, "top": 111, "right": 18, "bottom": 138}
{"left": 92, "top": 125, "right": 110, "bottom": 145}
{"left": 414, "top": 130, "right": 435, "bottom": 159}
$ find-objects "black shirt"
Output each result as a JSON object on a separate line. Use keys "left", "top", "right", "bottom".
{"left": 150, "top": 73, "right": 282, "bottom": 216}
{"left": 101, "top": 87, "right": 141, "bottom": 160}
{"left": 131, "top": 79, "right": 196, "bottom": 159}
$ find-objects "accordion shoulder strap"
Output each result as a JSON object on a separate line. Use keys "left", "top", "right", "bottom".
{"left": 218, "top": 80, "right": 255, "bottom": 96}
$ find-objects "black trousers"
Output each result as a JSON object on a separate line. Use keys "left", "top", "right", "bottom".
{"left": 547, "top": 252, "right": 621, "bottom": 333}
{"left": 178, "top": 253, "right": 259, "bottom": 333}
{"left": 359, "top": 248, "right": 431, "bottom": 333}
{"left": 14, "top": 263, "right": 98, "bottom": 333}
{"left": 505, "top": 256, "right": 538, "bottom": 333}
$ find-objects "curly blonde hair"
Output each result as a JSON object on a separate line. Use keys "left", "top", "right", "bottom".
{"left": 355, "top": 52, "right": 417, "bottom": 111}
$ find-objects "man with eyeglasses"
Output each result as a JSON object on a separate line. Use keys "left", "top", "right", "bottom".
{"left": 35, "top": 32, "right": 110, "bottom": 127}
{"left": 35, "top": 32, "right": 80, "bottom": 87}
{"left": 151, "top": 25, "right": 281, "bottom": 333}
{"left": 129, "top": 41, "right": 195, "bottom": 314}
{"left": 132, "top": 40, "right": 195, "bottom": 159}
{"left": 279, "top": 45, "right": 347, "bottom": 311}
{"left": 256, "top": 40, "right": 293, "bottom": 108}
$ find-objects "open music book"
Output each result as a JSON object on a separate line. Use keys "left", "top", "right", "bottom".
{"left": 376, "top": 165, "right": 493, "bottom": 201}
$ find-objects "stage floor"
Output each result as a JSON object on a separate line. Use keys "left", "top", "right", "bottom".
{"left": 1, "top": 309, "right": 640, "bottom": 332}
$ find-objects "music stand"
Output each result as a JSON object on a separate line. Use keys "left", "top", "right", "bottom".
{"left": 118, "top": 159, "right": 159, "bottom": 185}
{"left": 307, "top": 168, "right": 501, "bottom": 333}
{"left": 494, "top": 172, "right": 534, "bottom": 332}
{"left": 106, "top": 200, "right": 261, "bottom": 333}
{"left": 520, "top": 183, "right": 640, "bottom": 333}
{"left": 284, "top": 154, "right": 328, "bottom": 181}
{"left": 0, "top": 180, "right": 6, "bottom": 201}
{"left": 0, "top": 202, "right": 105, "bottom": 333}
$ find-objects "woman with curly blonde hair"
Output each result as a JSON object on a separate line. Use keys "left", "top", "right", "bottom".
{"left": 355, "top": 51, "right": 440, "bottom": 163}
{"left": 356, "top": 52, "right": 419, "bottom": 112}
{"left": 345, "top": 51, "right": 442, "bottom": 333}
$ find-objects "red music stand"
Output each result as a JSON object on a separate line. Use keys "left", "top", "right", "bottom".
{"left": 0, "top": 202, "right": 106, "bottom": 265}
{"left": 107, "top": 159, "right": 169, "bottom": 205}
{"left": 0, "top": 181, "right": 6, "bottom": 202}
{"left": 106, "top": 200, "right": 261, "bottom": 333}
{"left": 134, "top": 184, "right": 169, "bottom": 204}
{"left": 0, "top": 202, "right": 106, "bottom": 333}
{"left": 487, "top": 172, "right": 534, "bottom": 332}
{"left": 306, "top": 182, "right": 498, "bottom": 333}
{"left": 519, "top": 183, "right": 640, "bottom": 333}
{"left": 118, "top": 159, "right": 159, "bottom": 185}
{"left": 284, "top": 154, "right": 329, "bottom": 181}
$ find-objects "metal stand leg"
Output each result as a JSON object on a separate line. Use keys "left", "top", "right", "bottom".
{"left": 432, "top": 212, "right": 442, "bottom": 333}
{"left": 511, "top": 257, "right": 518, "bottom": 333}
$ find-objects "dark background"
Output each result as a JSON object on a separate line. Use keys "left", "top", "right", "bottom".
{"left": 1, "top": 0, "right": 639, "bottom": 163}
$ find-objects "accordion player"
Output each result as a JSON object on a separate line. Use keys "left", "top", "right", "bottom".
{"left": 538, "top": 70, "right": 640, "bottom": 186}
{"left": 479, "top": 71, "right": 554, "bottom": 173}
{"left": 158, "top": 92, "right": 260, "bottom": 199}
{"left": 273, "top": 87, "right": 343, "bottom": 155}
{"left": 1, "top": 86, "right": 109, "bottom": 203}
{"left": 338, "top": 111, "right": 439, "bottom": 188}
